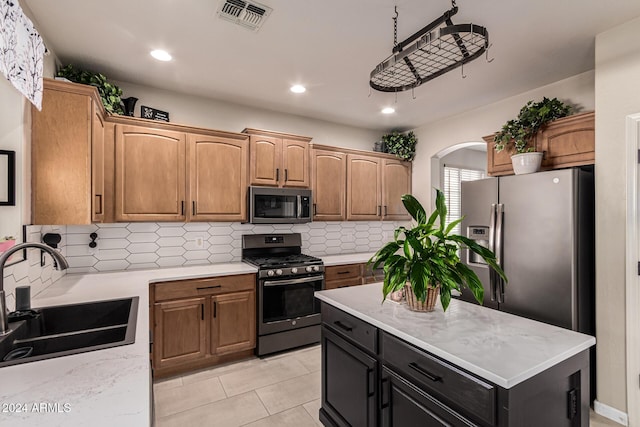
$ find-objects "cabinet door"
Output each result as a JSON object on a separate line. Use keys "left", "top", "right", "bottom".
{"left": 211, "top": 291, "right": 256, "bottom": 356}
{"left": 188, "top": 134, "right": 247, "bottom": 221}
{"left": 250, "top": 134, "right": 282, "bottom": 186}
{"left": 154, "top": 297, "right": 207, "bottom": 370}
{"left": 115, "top": 125, "right": 186, "bottom": 221}
{"left": 91, "top": 101, "right": 105, "bottom": 222}
{"left": 282, "top": 139, "right": 309, "bottom": 187}
{"left": 382, "top": 159, "right": 411, "bottom": 221}
{"left": 538, "top": 112, "right": 594, "bottom": 169}
{"left": 347, "top": 154, "right": 382, "bottom": 220}
{"left": 31, "top": 86, "right": 93, "bottom": 224}
{"left": 321, "top": 327, "right": 377, "bottom": 427}
{"left": 312, "top": 149, "right": 346, "bottom": 220}
{"left": 381, "top": 367, "right": 479, "bottom": 427}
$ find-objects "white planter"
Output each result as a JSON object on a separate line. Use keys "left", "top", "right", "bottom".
{"left": 511, "top": 152, "right": 543, "bottom": 175}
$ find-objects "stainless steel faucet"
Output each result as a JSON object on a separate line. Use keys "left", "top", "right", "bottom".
{"left": 0, "top": 242, "right": 69, "bottom": 335}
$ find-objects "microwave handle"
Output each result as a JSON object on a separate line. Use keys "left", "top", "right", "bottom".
{"left": 297, "top": 195, "right": 302, "bottom": 218}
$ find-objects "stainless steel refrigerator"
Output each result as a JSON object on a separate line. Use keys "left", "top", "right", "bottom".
{"left": 459, "top": 167, "right": 594, "bottom": 336}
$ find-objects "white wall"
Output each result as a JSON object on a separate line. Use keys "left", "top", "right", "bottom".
{"left": 594, "top": 15, "right": 640, "bottom": 417}
{"left": 114, "top": 80, "right": 380, "bottom": 151}
{"left": 410, "top": 70, "right": 595, "bottom": 207}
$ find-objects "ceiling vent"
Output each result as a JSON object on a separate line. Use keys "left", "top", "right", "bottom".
{"left": 217, "top": 0, "right": 272, "bottom": 31}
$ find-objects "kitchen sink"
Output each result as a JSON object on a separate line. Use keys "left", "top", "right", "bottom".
{"left": 0, "top": 297, "right": 138, "bottom": 367}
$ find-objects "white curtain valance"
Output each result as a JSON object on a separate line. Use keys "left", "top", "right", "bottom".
{"left": 0, "top": 0, "right": 45, "bottom": 110}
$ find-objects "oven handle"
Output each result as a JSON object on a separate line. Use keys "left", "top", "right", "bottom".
{"left": 297, "top": 195, "right": 302, "bottom": 219}
{"left": 263, "top": 276, "right": 323, "bottom": 287}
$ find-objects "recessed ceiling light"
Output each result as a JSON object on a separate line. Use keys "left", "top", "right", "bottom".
{"left": 381, "top": 107, "right": 395, "bottom": 114}
{"left": 290, "top": 85, "right": 306, "bottom": 94}
{"left": 150, "top": 50, "right": 172, "bottom": 62}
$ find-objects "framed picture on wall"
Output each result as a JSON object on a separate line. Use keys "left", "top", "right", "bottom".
{"left": 0, "top": 150, "right": 16, "bottom": 206}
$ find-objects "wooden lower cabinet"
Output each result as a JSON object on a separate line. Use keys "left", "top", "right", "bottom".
{"left": 324, "top": 264, "right": 367, "bottom": 290}
{"left": 151, "top": 274, "right": 256, "bottom": 378}
{"left": 211, "top": 291, "right": 256, "bottom": 356}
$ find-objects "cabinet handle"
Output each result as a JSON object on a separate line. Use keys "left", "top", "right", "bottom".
{"left": 94, "top": 194, "right": 103, "bottom": 215}
{"left": 384, "top": 205, "right": 388, "bottom": 216}
{"left": 542, "top": 150, "right": 547, "bottom": 160}
{"left": 284, "top": 168, "right": 288, "bottom": 182}
{"left": 197, "top": 285, "right": 222, "bottom": 291}
{"left": 181, "top": 201, "right": 185, "bottom": 216}
{"left": 381, "top": 378, "right": 390, "bottom": 409}
{"left": 333, "top": 320, "right": 353, "bottom": 332}
{"left": 377, "top": 205, "right": 382, "bottom": 216}
{"left": 276, "top": 168, "right": 280, "bottom": 182}
{"left": 337, "top": 271, "right": 350, "bottom": 275}
{"left": 408, "top": 362, "right": 442, "bottom": 382}
{"left": 201, "top": 304, "right": 204, "bottom": 320}
{"left": 192, "top": 201, "right": 196, "bottom": 216}
{"left": 213, "top": 301, "right": 217, "bottom": 318}
{"left": 313, "top": 203, "right": 317, "bottom": 215}
{"left": 367, "top": 368, "right": 375, "bottom": 397}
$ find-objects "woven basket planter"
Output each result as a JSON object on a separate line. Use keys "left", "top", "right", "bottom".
{"left": 404, "top": 284, "right": 440, "bottom": 312}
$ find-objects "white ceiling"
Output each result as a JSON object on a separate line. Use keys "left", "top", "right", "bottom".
{"left": 23, "top": 0, "right": 640, "bottom": 131}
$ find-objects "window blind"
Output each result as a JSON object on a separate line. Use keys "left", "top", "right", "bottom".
{"left": 443, "top": 166, "right": 485, "bottom": 236}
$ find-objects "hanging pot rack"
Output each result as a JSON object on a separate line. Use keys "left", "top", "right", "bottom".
{"left": 369, "top": 3, "right": 490, "bottom": 92}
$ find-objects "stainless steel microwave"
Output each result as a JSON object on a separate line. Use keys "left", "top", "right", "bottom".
{"left": 249, "top": 186, "right": 312, "bottom": 224}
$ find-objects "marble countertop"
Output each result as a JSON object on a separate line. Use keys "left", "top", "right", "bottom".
{"left": 315, "top": 283, "right": 596, "bottom": 389}
{"left": 0, "top": 262, "right": 257, "bottom": 427}
{"left": 320, "top": 252, "right": 376, "bottom": 266}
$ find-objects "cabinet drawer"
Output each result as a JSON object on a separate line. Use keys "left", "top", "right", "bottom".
{"left": 325, "top": 277, "right": 362, "bottom": 290}
{"left": 154, "top": 274, "right": 255, "bottom": 301}
{"left": 381, "top": 332, "right": 495, "bottom": 425}
{"left": 325, "top": 264, "right": 361, "bottom": 281}
{"left": 322, "top": 303, "right": 377, "bottom": 354}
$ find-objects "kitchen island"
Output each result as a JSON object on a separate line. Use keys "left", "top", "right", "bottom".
{"left": 315, "top": 283, "right": 595, "bottom": 427}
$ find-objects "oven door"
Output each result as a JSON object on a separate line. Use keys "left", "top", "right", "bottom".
{"left": 259, "top": 275, "right": 323, "bottom": 335}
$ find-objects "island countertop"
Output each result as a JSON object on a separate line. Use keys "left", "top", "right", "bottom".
{"left": 315, "top": 283, "right": 595, "bottom": 388}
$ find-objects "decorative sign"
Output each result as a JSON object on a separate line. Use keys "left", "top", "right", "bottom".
{"left": 0, "top": 0, "right": 45, "bottom": 110}
{"left": 141, "top": 105, "right": 170, "bottom": 122}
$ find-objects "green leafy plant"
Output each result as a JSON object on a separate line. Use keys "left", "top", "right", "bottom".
{"left": 57, "top": 64, "right": 125, "bottom": 115}
{"left": 368, "top": 190, "right": 507, "bottom": 311}
{"left": 494, "top": 97, "right": 572, "bottom": 154}
{"left": 381, "top": 131, "right": 417, "bottom": 161}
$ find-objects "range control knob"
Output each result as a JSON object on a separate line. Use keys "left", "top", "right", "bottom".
{"left": 275, "top": 269, "right": 283, "bottom": 276}
{"left": 305, "top": 266, "right": 313, "bottom": 272}
{"left": 267, "top": 270, "right": 275, "bottom": 277}
{"left": 291, "top": 268, "right": 298, "bottom": 274}
{"left": 312, "top": 265, "right": 320, "bottom": 272}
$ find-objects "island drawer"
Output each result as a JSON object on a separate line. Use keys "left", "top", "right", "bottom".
{"left": 154, "top": 274, "right": 256, "bottom": 301}
{"left": 321, "top": 303, "right": 377, "bottom": 354}
{"left": 381, "top": 332, "right": 496, "bottom": 425}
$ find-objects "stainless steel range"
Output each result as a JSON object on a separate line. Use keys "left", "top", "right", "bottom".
{"left": 242, "top": 233, "right": 324, "bottom": 356}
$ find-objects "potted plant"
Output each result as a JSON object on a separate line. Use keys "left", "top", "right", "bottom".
{"left": 381, "top": 131, "right": 418, "bottom": 161}
{"left": 57, "top": 64, "right": 125, "bottom": 115}
{"left": 368, "top": 190, "right": 506, "bottom": 312}
{"left": 494, "top": 97, "right": 571, "bottom": 174}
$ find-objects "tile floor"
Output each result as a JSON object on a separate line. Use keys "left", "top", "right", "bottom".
{"left": 154, "top": 345, "right": 619, "bottom": 427}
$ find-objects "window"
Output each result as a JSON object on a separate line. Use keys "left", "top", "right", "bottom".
{"left": 443, "top": 166, "right": 485, "bottom": 235}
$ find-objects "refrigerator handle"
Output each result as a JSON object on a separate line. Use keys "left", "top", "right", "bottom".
{"left": 495, "top": 203, "right": 505, "bottom": 303}
{"left": 489, "top": 204, "right": 497, "bottom": 302}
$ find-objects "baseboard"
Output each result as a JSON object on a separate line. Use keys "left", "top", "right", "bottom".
{"left": 594, "top": 400, "right": 629, "bottom": 426}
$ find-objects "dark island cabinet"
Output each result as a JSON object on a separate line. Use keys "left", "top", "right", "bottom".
{"left": 319, "top": 302, "right": 590, "bottom": 427}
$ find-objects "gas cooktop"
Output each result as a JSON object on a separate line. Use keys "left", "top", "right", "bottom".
{"left": 243, "top": 253, "right": 323, "bottom": 269}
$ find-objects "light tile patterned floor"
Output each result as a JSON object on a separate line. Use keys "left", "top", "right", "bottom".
{"left": 153, "top": 344, "right": 619, "bottom": 426}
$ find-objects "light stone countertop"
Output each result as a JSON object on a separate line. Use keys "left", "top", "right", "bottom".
{"left": 319, "top": 252, "right": 376, "bottom": 266}
{"left": 315, "top": 283, "right": 596, "bottom": 389}
{"left": 0, "top": 262, "right": 257, "bottom": 427}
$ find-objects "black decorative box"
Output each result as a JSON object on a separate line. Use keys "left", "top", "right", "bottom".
{"left": 141, "top": 105, "right": 169, "bottom": 122}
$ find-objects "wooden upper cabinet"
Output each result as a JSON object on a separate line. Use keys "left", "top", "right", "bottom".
{"left": 382, "top": 159, "right": 411, "bottom": 221}
{"left": 485, "top": 112, "right": 595, "bottom": 176}
{"left": 312, "top": 149, "right": 346, "bottom": 221}
{"left": 347, "top": 154, "right": 382, "bottom": 220}
{"left": 115, "top": 124, "right": 186, "bottom": 221}
{"left": 249, "top": 134, "right": 282, "bottom": 186}
{"left": 244, "top": 128, "right": 311, "bottom": 188}
{"left": 31, "top": 79, "right": 105, "bottom": 225}
{"left": 187, "top": 133, "right": 248, "bottom": 221}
